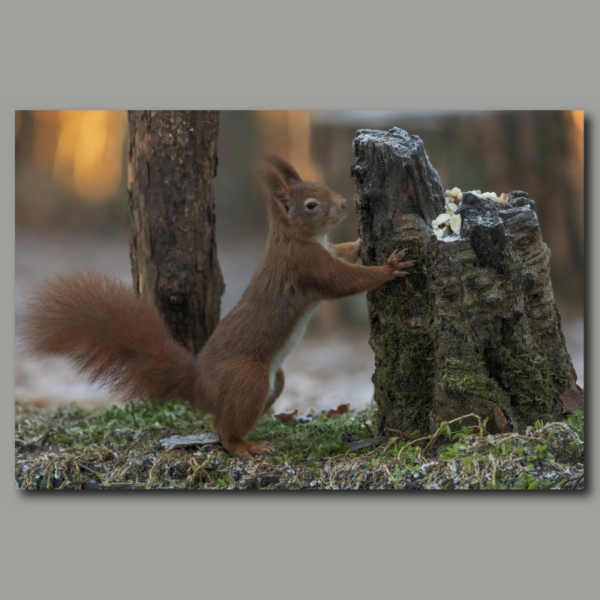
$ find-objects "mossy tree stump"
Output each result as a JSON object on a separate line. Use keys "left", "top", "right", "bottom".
{"left": 351, "top": 128, "right": 581, "bottom": 436}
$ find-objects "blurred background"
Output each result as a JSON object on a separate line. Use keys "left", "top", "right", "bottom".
{"left": 15, "top": 110, "right": 585, "bottom": 412}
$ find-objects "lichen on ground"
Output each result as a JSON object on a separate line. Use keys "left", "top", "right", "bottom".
{"left": 15, "top": 400, "right": 584, "bottom": 490}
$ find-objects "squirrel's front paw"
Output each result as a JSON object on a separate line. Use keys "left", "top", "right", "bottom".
{"left": 386, "top": 249, "right": 415, "bottom": 278}
{"left": 351, "top": 238, "right": 363, "bottom": 262}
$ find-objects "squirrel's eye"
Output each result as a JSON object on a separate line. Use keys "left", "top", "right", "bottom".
{"left": 306, "top": 202, "right": 317, "bottom": 210}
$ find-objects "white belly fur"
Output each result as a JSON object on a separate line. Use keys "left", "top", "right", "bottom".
{"left": 267, "top": 235, "right": 330, "bottom": 396}
{"left": 268, "top": 304, "right": 317, "bottom": 395}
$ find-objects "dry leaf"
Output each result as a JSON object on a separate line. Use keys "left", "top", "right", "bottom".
{"left": 273, "top": 410, "right": 298, "bottom": 423}
{"left": 493, "top": 405, "right": 511, "bottom": 433}
{"left": 28, "top": 399, "right": 48, "bottom": 409}
{"left": 326, "top": 404, "right": 351, "bottom": 418}
{"left": 573, "top": 366, "right": 582, "bottom": 391}
{"left": 559, "top": 389, "right": 584, "bottom": 414}
{"left": 294, "top": 414, "right": 314, "bottom": 423}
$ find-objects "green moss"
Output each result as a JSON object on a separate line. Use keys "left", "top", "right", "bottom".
{"left": 442, "top": 355, "right": 509, "bottom": 409}
{"left": 371, "top": 247, "right": 436, "bottom": 434}
{"left": 15, "top": 400, "right": 372, "bottom": 463}
{"left": 16, "top": 400, "right": 209, "bottom": 451}
{"left": 374, "top": 326, "right": 434, "bottom": 434}
{"left": 502, "top": 352, "right": 555, "bottom": 416}
{"left": 249, "top": 413, "right": 373, "bottom": 462}
{"left": 377, "top": 365, "right": 395, "bottom": 393}
{"left": 443, "top": 357, "right": 489, "bottom": 397}
{"left": 564, "top": 407, "right": 584, "bottom": 441}
{"left": 439, "top": 343, "right": 571, "bottom": 428}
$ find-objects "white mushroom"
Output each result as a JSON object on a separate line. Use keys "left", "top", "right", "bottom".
{"left": 447, "top": 202, "right": 458, "bottom": 213}
{"left": 450, "top": 214, "right": 462, "bottom": 233}
{"left": 484, "top": 191, "right": 496, "bottom": 198}
{"left": 436, "top": 213, "right": 452, "bottom": 225}
{"left": 450, "top": 187, "right": 461, "bottom": 198}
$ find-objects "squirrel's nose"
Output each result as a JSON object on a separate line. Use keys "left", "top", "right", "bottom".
{"left": 341, "top": 202, "right": 347, "bottom": 210}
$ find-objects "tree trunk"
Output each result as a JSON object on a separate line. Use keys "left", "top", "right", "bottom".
{"left": 351, "top": 128, "right": 581, "bottom": 436}
{"left": 127, "top": 110, "right": 224, "bottom": 354}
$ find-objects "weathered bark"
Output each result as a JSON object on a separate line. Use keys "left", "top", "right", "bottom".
{"left": 352, "top": 128, "right": 580, "bottom": 436}
{"left": 127, "top": 111, "right": 224, "bottom": 354}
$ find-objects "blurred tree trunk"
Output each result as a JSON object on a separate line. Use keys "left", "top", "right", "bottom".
{"left": 461, "top": 111, "right": 584, "bottom": 301}
{"left": 352, "top": 128, "right": 580, "bottom": 437}
{"left": 127, "top": 110, "right": 224, "bottom": 354}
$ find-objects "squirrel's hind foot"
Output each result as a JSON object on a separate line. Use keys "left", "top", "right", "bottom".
{"left": 248, "top": 441, "right": 274, "bottom": 455}
{"left": 225, "top": 439, "right": 274, "bottom": 460}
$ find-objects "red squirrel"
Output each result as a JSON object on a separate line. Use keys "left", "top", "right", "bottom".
{"left": 20, "top": 156, "right": 414, "bottom": 459}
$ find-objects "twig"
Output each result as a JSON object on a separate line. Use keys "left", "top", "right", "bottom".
{"left": 397, "top": 413, "right": 483, "bottom": 458}
{"left": 77, "top": 462, "right": 97, "bottom": 474}
{"left": 472, "top": 457, "right": 483, "bottom": 489}
{"left": 384, "top": 427, "right": 410, "bottom": 441}
{"left": 562, "top": 474, "right": 585, "bottom": 490}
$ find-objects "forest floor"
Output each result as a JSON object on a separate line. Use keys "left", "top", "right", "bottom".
{"left": 15, "top": 400, "right": 584, "bottom": 491}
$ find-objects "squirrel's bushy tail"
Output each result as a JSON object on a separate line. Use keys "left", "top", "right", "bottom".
{"left": 19, "top": 272, "right": 200, "bottom": 406}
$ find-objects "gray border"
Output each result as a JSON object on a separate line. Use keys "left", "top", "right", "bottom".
{"left": 2, "top": 3, "right": 597, "bottom": 598}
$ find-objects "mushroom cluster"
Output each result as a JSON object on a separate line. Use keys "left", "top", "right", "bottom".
{"left": 432, "top": 188, "right": 509, "bottom": 239}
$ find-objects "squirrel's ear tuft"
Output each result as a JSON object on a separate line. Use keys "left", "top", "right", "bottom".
{"left": 259, "top": 162, "right": 292, "bottom": 215}
{"left": 262, "top": 155, "right": 302, "bottom": 185}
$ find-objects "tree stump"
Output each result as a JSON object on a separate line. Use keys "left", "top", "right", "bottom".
{"left": 128, "top": 111, "right": 224, "bottom": 354}
{"left": 351, "top": 128, "right": 581, "bottom": 436}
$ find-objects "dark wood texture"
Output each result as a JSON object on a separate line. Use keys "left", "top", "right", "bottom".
{"left": 127, "top": 111, "right": 224, "bottom": 354}
{"left": 352, "top": 128, "right": 579, "bottom": 436}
